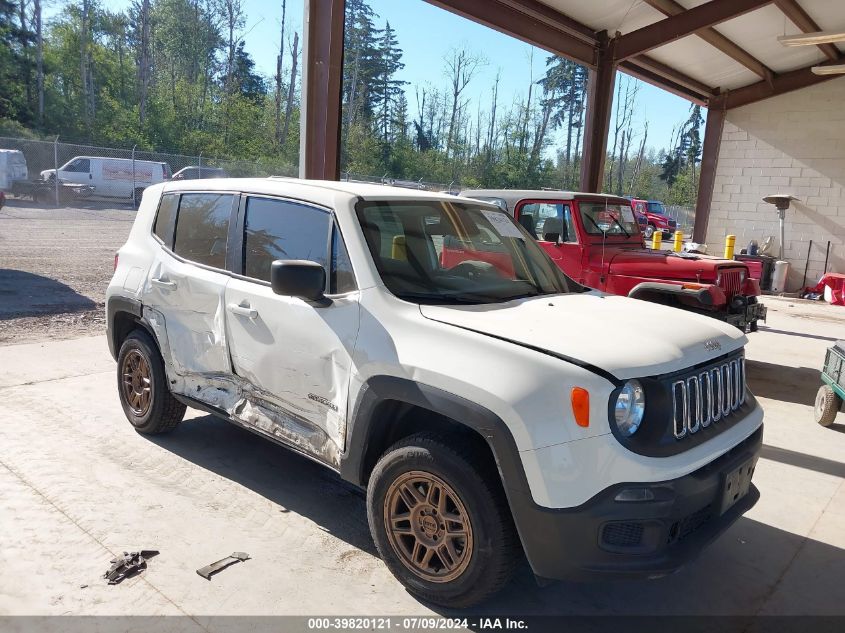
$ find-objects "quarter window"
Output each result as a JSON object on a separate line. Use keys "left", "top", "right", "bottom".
{"left": 172, "top": 193, "right": 234, "bottom": 269}
{"left": 153, "top": 193, "right": 178, "bottom": 247}
{"left": 330, "top": 225, "right": 356, "bottom": 294}
{"left": 243, "top": 197, "right": 330, "bottom": 283}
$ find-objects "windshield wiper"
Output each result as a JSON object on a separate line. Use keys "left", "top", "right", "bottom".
{"left": 584, "top": 212, "right": 629, "bottom": 237}
{"left": 397, "top": 292, "right": 486, "bottom": 305}
{"left": 583, "top": 214, "right": 606, "bottom": 235}
{"left": 608, "top": 215, "right": 630, "bottom": 237}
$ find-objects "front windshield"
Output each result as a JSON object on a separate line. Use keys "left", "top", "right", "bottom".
{"left": 357, "top": 200, "right": 578, "bottom": 304}
{"left": 579, "top": 202, "right": 640, "bottom": 236}
{"left": 647, "top": 202, "right": 666, "bottom": 215}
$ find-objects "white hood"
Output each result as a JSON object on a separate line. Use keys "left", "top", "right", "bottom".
{"left": 419, "top": 292, "right": 746, "bottom": 381}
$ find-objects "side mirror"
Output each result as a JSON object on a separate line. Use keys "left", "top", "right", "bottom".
{"left": 271, "top": 260, "right": 327, "bottom": 303}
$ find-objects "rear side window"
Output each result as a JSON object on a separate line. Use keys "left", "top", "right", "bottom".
{"left": 173, "top": 193, "right": 234, "bottom": 269}
{"left": 153, "top": 193, "right": 179, "bottom": 247}
{"left": 243, "top": 197, "right": 330, "bottom": 283}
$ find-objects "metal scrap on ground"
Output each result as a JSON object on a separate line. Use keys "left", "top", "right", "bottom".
{"left": 103, "top": 550, "right": 159, "bottom": 585}
{"left": 196, "top": 552, "right": 250, "bottom": 580}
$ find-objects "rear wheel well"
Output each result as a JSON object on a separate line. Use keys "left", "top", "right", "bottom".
{"left": 112, "top": 310, "right": 157, "bottom": 357}
{"left": 359, "top": 401, "right": 498, "bottom": 487}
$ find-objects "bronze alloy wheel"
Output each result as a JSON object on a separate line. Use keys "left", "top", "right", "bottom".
{"left": 121, "top": 349, "right": 153, "bottom": 417}
{"left": 384, "top": 470, "right": 474, "bottom": 583}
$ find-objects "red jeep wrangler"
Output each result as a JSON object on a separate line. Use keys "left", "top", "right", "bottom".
{"left": 461, "top": 189, "right": 766, "bottom": 331}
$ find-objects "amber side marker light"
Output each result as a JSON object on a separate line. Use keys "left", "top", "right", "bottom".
{"left": 571, "top": 387, "right": 590, "bottom": 427}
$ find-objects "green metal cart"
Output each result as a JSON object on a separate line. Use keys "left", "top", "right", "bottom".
{"left": 817, "top": 341, "right": 845, "bottom": 427}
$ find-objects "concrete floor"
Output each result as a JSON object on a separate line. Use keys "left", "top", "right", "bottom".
{"left": 0, "top": 296, "right": 843, "bottom": 621}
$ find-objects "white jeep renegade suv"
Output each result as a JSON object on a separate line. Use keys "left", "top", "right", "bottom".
{"left": 107, "top": 178, "right": 764, "bottom": 607}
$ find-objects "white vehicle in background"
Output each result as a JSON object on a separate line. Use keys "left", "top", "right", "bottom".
{"left": 41, "top": 156, "right": 171, "bottom": 202}
{"left": 0, "top": 149, "right": 28, "bottom": 191}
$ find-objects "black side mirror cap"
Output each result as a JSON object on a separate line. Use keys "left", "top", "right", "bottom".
{"left": 270, "top": 260, "right": 327, "bottom": 303}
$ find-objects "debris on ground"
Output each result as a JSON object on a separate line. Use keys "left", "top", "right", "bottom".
{"left": 196, "top": 552, "right": 250, "bottom": 580}
{"left": 103, "top": 550, "right": 159, "bottom": 585}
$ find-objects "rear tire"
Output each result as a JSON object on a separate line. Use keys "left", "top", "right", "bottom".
{"left": 815, "top": 385, "right": 841, "bottom": 427}
{"left": 367, "top": 433, "right": 520, "bottom": 608}
{"left": 133, "top": 188, "right": 145, "bottom": 209}
{"left": 117, "top": 329, "right": 185, "bottom": 434}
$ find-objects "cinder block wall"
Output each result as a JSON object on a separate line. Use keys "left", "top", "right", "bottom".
{"left": 705, "top": 77, "right": 845, "bottom": 292}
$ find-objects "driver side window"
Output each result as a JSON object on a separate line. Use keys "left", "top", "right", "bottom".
{"left": 517, "top": 202, "right": 577, "bottom": 243}
{"left": 64, "top": 158, "right": 90, "bottom": 173}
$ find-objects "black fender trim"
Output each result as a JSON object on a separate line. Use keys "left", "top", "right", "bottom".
{"left": 628, "top": 281, "right": 714, "bottom": 307}
{"left": 339, "top": 375, "right": 556, "bottom": 573}
{"left": 106, "top": 295, "right": 143, "bottom": 359}
{"left": 340, "top": 376, "right": 531, "bottom": 495}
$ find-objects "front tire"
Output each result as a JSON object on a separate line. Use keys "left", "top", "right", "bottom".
{"left": 644, "top": 224, "right": 655, "bottom": 239}
{"left": 815, "top": 385, "right": 841, "bottom": 427}
{"left": 367, "top": 433, "right": 520, "bottom": 608}
{"left": 117, "top": 330, "right": 186, "bottom": 434}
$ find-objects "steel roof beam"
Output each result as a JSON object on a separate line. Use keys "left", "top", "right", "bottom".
{"left": 642, "top": 0, "right": 773, "bottom": 82}
{"left": 424, "top": 0, "right": 598, "bottom": 67}
{"left": 724, "top": 58, "right": 843, "bottom": 109}
{"left": 616, "top": 0, "right": 774, "bottom": 61}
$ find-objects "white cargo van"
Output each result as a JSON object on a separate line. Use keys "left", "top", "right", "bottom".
{"left": 0, "top": 149, "right": 28, "bottom": 191}
{"left": 41, "top": 156, "right": 170, "bottom": 200}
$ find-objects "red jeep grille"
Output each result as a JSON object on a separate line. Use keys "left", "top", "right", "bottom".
{"left": 718, "top": 268, "right": 743, "bottom": 299}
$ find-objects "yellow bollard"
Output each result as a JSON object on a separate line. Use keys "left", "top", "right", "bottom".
{"left": 651, "top": 230, "right": 662, "bottom": 250}
{"left": 673, "top": 230, "right": 684, "bottom": 252}
{"left": 724, "top": 234, "right": 736, "bottom": 260}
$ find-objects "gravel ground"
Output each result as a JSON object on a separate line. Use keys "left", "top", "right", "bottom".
{"left": 0, "top": 199, "right": 134, "bottom": 344}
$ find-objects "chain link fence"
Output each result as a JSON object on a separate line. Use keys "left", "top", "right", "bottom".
{"left": 664, "top": 205, "right": 696, "bottom": 233}
{"left": 0, "top": 135, "right": 297, "bottom": 207}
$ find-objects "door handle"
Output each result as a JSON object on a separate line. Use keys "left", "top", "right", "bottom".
{"left": 227, "top": 303, "right": 258, "bottom": 319}
{"left": 151, "top": 277, "right": 176, "bottom": 289}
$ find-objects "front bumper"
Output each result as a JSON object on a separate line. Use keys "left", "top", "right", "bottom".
{"left": 512, "top": 425, "right": 762, "bottom": 581}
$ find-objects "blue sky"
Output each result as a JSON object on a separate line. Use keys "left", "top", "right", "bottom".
{"left": 52, "top": 0, "right": 701, "bottom": 155}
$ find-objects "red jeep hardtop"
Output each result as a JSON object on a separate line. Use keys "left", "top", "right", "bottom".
{"left": 461, "top": 189, "right": 766, "bottom": 331}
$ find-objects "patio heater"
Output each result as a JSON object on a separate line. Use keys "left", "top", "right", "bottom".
{"left": 762, "top": 194, "right": 798, "bottom": 260}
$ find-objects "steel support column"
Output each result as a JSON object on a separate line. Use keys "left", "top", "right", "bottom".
{"left": 299, "top": 0, "right": 345, "bottom": 180}
{"left": 693, "top": 99, "right": 726, "bottom": 244}
{"left": 580, "top": 37, "right": 615, "bottom": 192}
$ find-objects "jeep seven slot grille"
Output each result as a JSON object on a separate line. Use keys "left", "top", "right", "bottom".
{"left": 671, "top": 356, "right": 745, "bottom": 439}
{"left": 718, "top": 268, "right": 743, "bottom": 299}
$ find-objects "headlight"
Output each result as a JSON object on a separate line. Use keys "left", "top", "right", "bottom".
{"left": 614, "top": 380, "right": 645, "bottom": 436}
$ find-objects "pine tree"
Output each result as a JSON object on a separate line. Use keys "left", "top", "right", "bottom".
{"left": 372, "top": 21, "right": 406, "bottom": 146}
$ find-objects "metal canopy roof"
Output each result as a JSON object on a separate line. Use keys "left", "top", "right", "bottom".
{"left": 426, "top": 0, "right": 845, "bottom": 108}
